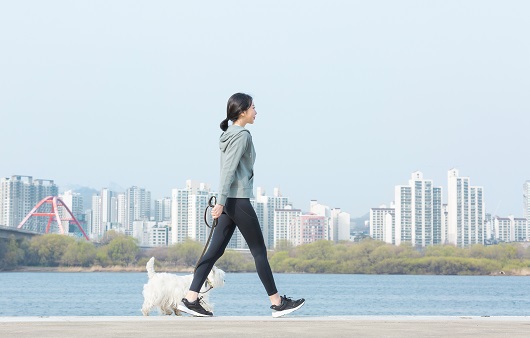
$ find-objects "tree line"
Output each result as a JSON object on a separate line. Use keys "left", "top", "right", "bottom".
{"left": 1, "top": 232, "right": 530, "bottom": 275}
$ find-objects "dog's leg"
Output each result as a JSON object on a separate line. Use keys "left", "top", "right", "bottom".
{"left": 141, "top": 303, "right": 151, "bottom": 316}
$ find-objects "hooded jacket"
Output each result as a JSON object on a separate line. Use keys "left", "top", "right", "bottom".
{"left": 218, "top": 125, "right": 255, "bottom": 205}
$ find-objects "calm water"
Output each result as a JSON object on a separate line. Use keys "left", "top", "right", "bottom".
{"left": 0, "top": 272, "right": 529, "bottom": 317}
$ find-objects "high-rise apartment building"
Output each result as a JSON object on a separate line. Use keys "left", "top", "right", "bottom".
{"left": 255, "top": 187, "right": 290, "bottom": 248}
{"left": 0, "top": 175, "right": 58, "bottom": 229}
{"left": 117, "top": 193, "right": 127, "bottom": 226}
{"left": 126, "top": 186, "right": 151, "bottom": 229}
{"left": 59, "top": 190, "right": 85, "bottom": 234}
{"left": 171, "top": 180, "right": 216, "bottom": 245}
{"left": 187, "top": 188, "right": 215, "bottom": 244}
{"left": 171, "top": 185, "right": 190, "bottom": 244}
{"left": 100, "top": 188, "right": 114, "bottom": 227}
{"left": 90, "top": 195, "right": 102, "bottom": 238}
{"left": 273, "top": 204, "right": 301, "bottom": 248}
{"left": 292, "top": 214, "right": 328, "bottom": 246}
{"left": 370, "top": 205, "right": 395, "bottom": 244}
{"left": 330, "top": 208, "right": 351, "bottom": 243}
{"left": 493, "top": 216, "right": 511, "bottom": 242}
{"left": 442, "top": 204, "right": 448, "bottom": 243}
{"left": 447, "top": 169, "right": 485, "bottom": 247}
{"left": 394, "top": 171, "right": 442, "bottom": 247}
{"left": 513, "top": 217, "right": 528, "bottom": 242}
{"left": 309, "top": 200, "right": 331, "bottom": 239}
{"left": 155, "top": 197, "right": 172, "bottom": 222}
{"left": 90, "top": 188, "right": 117, "bottom": 239}
{"left": 493, "top": 215, "right": 529, "bottom": 242}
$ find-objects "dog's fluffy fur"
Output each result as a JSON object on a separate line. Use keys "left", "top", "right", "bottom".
{"left": 141, "top": 257, "right": 225, "bottom": 316}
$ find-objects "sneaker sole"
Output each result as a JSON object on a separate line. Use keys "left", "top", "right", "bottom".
{"left": 272, "top": 300, "right": 305, "bottom": 318}
{"left": 177, "top": 304, "right": 213, "bottom": 317}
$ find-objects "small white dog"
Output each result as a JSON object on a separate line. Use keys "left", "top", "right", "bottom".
{"left": 141, "top": 257, "right": 225, "bottom": 316}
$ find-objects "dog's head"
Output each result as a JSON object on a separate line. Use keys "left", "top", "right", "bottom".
{"left": 204, "top": 266, "right": 225, "bottom": 290}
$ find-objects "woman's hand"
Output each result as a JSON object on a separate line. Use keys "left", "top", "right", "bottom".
{"left": 211, "top": 204, "right": 224, "bottom": 219}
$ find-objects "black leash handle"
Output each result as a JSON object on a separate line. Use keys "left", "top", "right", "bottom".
{"left": 194, "top": 196, "right": 219, "bottom": 275}
{"left": 203, "top": 196, "right": 218, "bottom": 229}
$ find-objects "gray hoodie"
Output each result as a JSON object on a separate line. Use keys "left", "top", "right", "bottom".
{"left": 218, "top": 125, "right": 256, "bottom": 205}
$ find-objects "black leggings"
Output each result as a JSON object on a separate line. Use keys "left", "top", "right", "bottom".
{"left": 189, "top": 198, "right": 278, "bottom": 296}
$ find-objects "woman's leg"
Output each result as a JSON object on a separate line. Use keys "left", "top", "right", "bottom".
{"left": 225, "top": 198, "right": 278, "bottom": 297}
{"left": 186, "top": 211, "right": 236, "bottom": 300}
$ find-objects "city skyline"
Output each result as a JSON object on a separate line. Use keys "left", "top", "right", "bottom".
{"left": 3, "top": 168, "right": 530, "bottom": 220}
{"left": 1, "top": 2, "right": 529, "bottom": 219}
{"left": 370, "top": 169, "right": 529, "bottom": 247}
{"left": 3, "top": 171, "right": 528, "bottom": 247}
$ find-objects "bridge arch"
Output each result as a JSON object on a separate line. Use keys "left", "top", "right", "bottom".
{"left": 17, "top": 196, "right": 89, "bottom": 240}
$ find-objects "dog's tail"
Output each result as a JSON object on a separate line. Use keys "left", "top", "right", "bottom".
{"left": 146, "top": 257, "right": 156, "bottom": 279}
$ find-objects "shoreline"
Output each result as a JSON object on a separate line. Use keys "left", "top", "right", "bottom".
{"left": 8, "top": 266, "right": 194, "bottom": 273}
{"left": 4, "top": 266, "right": 530, "bottom": 275}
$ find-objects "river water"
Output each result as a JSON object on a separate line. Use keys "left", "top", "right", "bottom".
{"left": 1, "top": 272, "right": 529, "bottom": 317}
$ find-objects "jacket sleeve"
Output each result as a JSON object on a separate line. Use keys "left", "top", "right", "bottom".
{"left": 218, "top": 131, "right": 250, "bottom": 205}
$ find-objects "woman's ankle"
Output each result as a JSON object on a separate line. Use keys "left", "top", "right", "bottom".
{"left": 185, "top": 291, "right": 199, "bottom": 302}
{"left": 269, "top": 293, "right": 281, "bottom": 306}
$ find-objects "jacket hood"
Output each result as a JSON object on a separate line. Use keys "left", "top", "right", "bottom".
{"left": 219, "top": 125, "right": 249, "bottom": 152}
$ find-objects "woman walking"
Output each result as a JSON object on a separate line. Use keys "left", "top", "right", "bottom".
{"left": 178, "top": 93, "right": 305, "bottom": 318}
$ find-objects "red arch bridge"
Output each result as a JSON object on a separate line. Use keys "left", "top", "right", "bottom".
{"left": 16, "top": 196, "right": 89, "bottom": 240}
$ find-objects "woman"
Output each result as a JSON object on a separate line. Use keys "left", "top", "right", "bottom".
{"left": 178, "top": 93, "right": 305, "bottom": 318}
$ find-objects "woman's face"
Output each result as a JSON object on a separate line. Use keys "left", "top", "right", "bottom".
{"left": 241, "top": 102, "right": 257, "bottom": 125}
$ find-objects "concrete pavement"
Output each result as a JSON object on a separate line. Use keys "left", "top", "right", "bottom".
{"left": 1, "top": 316, "right": 530, "bottom": 337}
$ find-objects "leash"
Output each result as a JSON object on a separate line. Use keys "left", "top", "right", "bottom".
{"left": 194, "top": 195, "right": 218, "bottom": 294}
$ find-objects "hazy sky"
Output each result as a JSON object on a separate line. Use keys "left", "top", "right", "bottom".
{"left": 1, "top": 1, "right": 529, "bottom": 217}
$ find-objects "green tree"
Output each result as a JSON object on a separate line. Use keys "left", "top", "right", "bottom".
{"left": 296, "top": 240, "right": 335, "bottom": 260}
{"left": 105, "top": 235, "right": 139, "bottom": 266}
{"left": 62, "top": 240, "right": 97, "bottom": 267}
{"left": 274, "top": 239, "right": 294, "bottom": 252}
{"left": 99, "top": 230, "right": 121, "bottom": 245}
{"left": 0, "top": 236, "right": 25, "bottom": 270}
{"left": 216, "top": 250, "right": 255, "bottom": 272}
{"left": 167, "top": 240, "right": 203, "bottom": 267}
{"left": 27, "top": 234, "right": 76, "bottom": 266}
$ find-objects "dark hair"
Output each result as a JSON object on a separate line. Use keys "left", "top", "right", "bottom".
{"left": 220, "top": 93, "right": 253, "bottom": 131}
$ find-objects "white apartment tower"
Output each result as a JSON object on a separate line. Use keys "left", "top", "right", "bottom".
{"left": 255, "top": 187, "right": 289, "bottom": 248}
{"left": 126, "top": 186, "right": 151, "bottom": 230}
{"left": 100, "top": 188, "right": 114, "bottom": 227}
{"left": 447, "top": 169, "right": 485, "bottom": 247}
{"left": 171, "top": 180, "right": 217, "bottom": 245}
{"left": 493, "top": 216, "right": 512, "bottom": 242}
{"left": 394, "top": 171, "right": 442, "bottom": 247}
{"left": 60, "top": 190, "right": 84, "bottom": 219}
{"left": 187, "top": 187, "right": 215, "bottom": 244}
{"left": 330, "top": 208, "right": 351, "bottom": 243}
{"left": 171, "top": 185, "right": 190, "bottom": 244}
{"left": 273, "top": 204, "right": 301, "bottom": 248}
{"left": 155, "top": 197, "right": 172, "bottom": 222}
{"left": 59, "top": 190, "right": 85, "bottom": 234}
{"left": 370, "top": 205, "right": 395, "bottom": 244}
{"left": 90, "top": 195, "right": 102, "bottom": 238}
{"left": 493, "top": 216, "right": 529, "bottom": 242}
{"left": 117, "top": 193, "right": 127, "bottom": 226}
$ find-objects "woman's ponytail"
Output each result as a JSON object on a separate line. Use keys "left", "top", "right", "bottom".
{"left": 220, "top": 118, "right": 229, "bottom": 131}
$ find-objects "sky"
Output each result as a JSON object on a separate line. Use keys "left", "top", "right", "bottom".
{"left": 1, "top": 1, "right": 529, "bottom": 218}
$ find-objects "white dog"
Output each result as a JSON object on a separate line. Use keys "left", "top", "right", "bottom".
{"left": 141, "top": 257, "right": 225, "bottom": 316}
